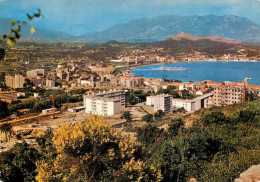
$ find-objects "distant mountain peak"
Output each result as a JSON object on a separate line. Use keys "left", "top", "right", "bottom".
{"left": 171, "top": 32, "right": 200, "bottom": 41}
{"left": 171, "top": 33, "right": 240, "bottom": 44}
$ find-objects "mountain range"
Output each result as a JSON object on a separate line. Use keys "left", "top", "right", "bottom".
{"left": 1, "top": 14, "right": 260, "bottom": 43}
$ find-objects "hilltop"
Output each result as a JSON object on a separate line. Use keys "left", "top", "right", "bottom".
{"left": 171, "top": 32, "right": 240, "bottom": 44}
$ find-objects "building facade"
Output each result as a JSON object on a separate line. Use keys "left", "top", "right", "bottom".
{"left": 5, "top": 75, "right": 25, "bottom": 89}
{"left": 153, "top": 94, "right": 173, "bottom": 113}
{"left": 212, "top": 84, "right": 260, "bottom": 106}
{"left": 84, "top": 97, "right": 121, "bottom": 116}
{"left": 26, "top": 69, "right": 45, "bottom": 77}
{"left": 83, "top": 90, "right": 125, "bottom": 116}
{"left": 46, "top": 79, "right": 56, "bottom": 88}
{"left": 172, "top": 92, "right": 213, "bottom": 112}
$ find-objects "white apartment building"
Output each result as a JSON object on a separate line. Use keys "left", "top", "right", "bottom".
{"left": 172, "top": 92, "right": 213, "bottom": 112}
{"left": 83, "top": 90, "right": 125, "bottom": 116}
{"left": 153, "top": 94, "right": 173, "bottom": 113}
{"left": 95, "top": 90, "right": 125, "bottom": 107}
{"left": 146, "top": 96, "right": 155, "bottom": 106}
{"left": 84, "top": 97, "right": 121, "bottom": 116}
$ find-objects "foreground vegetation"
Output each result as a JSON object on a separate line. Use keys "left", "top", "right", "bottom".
{"left": 0, "top": 99, "right": 260, "bottom": 182}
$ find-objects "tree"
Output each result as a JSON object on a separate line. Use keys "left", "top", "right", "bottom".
{"left": 0, "top": 101, "right": 9, "bottom": 119}
{"left": 154, "top": 110, "right": 165, "bottom": 120}
{"left": 0, "top": 123, "right": 13, "bottom": 142}
{"left": 236, "top": 107, "right": 258, "bottom": 124}
{"left": 201, "top": 109, "right": 227, "bottom": 126}
{"left": 36, "top": 115, "right": 161, "bottom": 182}
{"left": 151, "top": 130, "right": 222, "bottom": 182}
{"left": 121, "top": 111, "right": 133, "bottom": 122}
{"left": 125, "top": 94, "right": 138, "bottom": 105}
{"left": 136, "top": 123, "right": 165, "bottom": 147}
{"left": 156, "top": 85, "right": 180, "bottom": 98}
{"left": 168, "top": 118, "right": 184, "bottom": 137}
{"left": 142, "top": 113, "right": 154, "bottom": 123}
{"left": 0, "top": 142, "right": 40, "bottom": 182}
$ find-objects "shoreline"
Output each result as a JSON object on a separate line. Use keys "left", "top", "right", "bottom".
{"left": 130, "top": 60, "right": 260, "bottom": 70}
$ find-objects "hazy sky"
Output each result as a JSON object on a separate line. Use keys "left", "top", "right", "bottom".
{"left": 0, "top": 0, "right": 260, "bottom": 35}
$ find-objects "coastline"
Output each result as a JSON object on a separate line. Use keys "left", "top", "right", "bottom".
{"left": 130, "top": 59, "right": 260, "bottom": 70}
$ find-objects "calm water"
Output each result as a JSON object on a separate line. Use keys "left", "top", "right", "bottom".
{"left": 132, "top": 61, "right": 260, "bottom": 85}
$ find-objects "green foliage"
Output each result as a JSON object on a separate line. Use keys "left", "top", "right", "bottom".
{"left": 201, "top": 108, "right": 227, "bottom": 126}
{"left": 0, "top": 142, "right": 40, "bottom": 182}
{"left": 154, "top": 109, "right": 165, "bottom": 120}
{"left": 0, "top": 101, "right": 9, "bottom": 119}
{"left": 168, "top": 118, "right": 184, "bottom": 137}
{"left": 235, "top": 107, "right": 259, "bottom": 124}
{"left": 136, "top": 123, "right": 165, "bottom": 147}
{"left": 0, "top": 72, "right": 6, "bottom": 82}
{"left": 151, "top": 129, "right": 222, "bottom": 181}
{"left": 125, "top": 90, "right": 150, "bottom": 105}
{"left": 121, "top": 111, "right": 133, "bottom": 122}
{"left": 0, "top": 123, "right": 12, "bottom": 142}
{"left": 142, "top": 113, "right": 154, "bottom": 123}
{"left": 156, "top": 85, "right": 180, "bottom": 98}
{"left": 36, "top": 129, "right": 57, "bottom": 161}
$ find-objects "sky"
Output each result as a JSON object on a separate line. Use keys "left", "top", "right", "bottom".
{"left": 0, "top": 0, "right": 260, "bottom": 35}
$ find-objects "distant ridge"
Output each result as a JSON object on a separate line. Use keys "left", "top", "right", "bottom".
{"left": 171, "top": 32, "right": 240, "bottom": 44}
{"left": 1, "top": 14, "right": 260, "bottom": 43}
{"left": 81, "top": 14, "right": 260, "bottom": 43}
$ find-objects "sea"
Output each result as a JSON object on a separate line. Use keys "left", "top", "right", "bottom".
{"left": 131, "top": 61, "right": 260, "bottom": 85}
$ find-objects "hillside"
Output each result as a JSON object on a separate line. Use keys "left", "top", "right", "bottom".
{"left": 81, "top": 14, "right": 260, "bottom": 43}
{"left": 171, "top": 32, "right": 240, "bottom": 44}
{"left": 151, "top": 37, "right": 240, "bottom": 56}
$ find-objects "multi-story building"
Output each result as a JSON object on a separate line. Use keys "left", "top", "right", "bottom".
{"left": 84, "top": 97, "right": 121, "bottom": 116}
{"left": 26, "top": 69, "right": 45, "bottom": 77}
{"left": 172, "top": 92, "right": 213, "bottom": 112}
{"left": 213, "top": 84, "right": 260, "bottom": 106}
{"left": 94, "top": 90, "right": 126, "bottom": 107}
{"left": 153, "top": 94, "right": 173, "bottom": 113}
{"left": 46, "top": 79, "right": 56, "bottom": 88}
{"left": 146, "top": 96, "right": 155, "bottom": 106}
{"left": 28, "top": 77, "right": 46, "bottom": 86}
{"left": 119, "top": 76, "right": 144, "bottom": 88}
{"left": 5, "top": 75, "right": 25, "bottom": 89}
{"left": 57, "top": 72, "right": 67, "bottom": 79}
{"left": 83, "top": 90, "right": 125, "bottom": 116}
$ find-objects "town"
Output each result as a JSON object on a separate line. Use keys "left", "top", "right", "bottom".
{"left": 1, "top": 43, "right": 260, "bottom": 152}
{"left": 1, "top": 1, "right": 260, "bottom": 181}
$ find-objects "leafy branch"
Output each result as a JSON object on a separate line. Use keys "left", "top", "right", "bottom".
{"left": 1, "top": 9, "right": 43, "bottom": 46}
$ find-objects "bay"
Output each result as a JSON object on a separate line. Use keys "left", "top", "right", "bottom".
{"left": 132, "top": 61, "right": 260, "bottom": 85}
